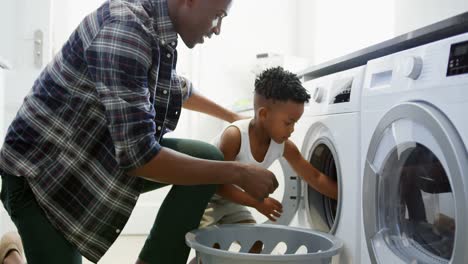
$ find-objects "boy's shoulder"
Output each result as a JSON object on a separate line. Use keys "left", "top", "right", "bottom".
{"left": 221, "top": 125, "right": 242, "bottom": 142}
{"left": 218, "top": 125, "right": 242, "bottom": 160}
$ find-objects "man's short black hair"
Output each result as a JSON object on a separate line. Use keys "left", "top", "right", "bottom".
{"left": 254, "top": 66, "right": 310, "bottom": 103}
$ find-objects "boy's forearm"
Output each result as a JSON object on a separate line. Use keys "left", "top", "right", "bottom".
{"left": 284, "top": 141, "right": 337, "bottom": 200}
{"left": 290, "top": 158, "right": 338, "bottom": 200}
{"left": 127, "top": 147, "right": 242, "bottom": 186}
{"left": 302, "top": 168, "right": 338, "bottom": 199}
{"left": 217, "top": 184, "right": 260, "bottom": 208}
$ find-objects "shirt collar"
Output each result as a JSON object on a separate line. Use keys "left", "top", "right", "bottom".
{"left": 151, "top": 0, "right": 178, "bottom": 47}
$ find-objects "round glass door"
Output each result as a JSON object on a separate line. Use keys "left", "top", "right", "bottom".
{"left": 377, "top": 143, "right": 455, "bottom": 261}
{"left": 304, "top": 131, "right": 342, "bottom": 234}
{"left": 363, "top": 102, "right": 467, "bottom": 264}
{"left": 309, "top": 143, "right": 339, "bottom": 229}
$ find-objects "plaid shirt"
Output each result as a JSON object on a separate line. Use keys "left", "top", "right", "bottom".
{"left": 0, "top": 0, "right": 193, "bottom": 261}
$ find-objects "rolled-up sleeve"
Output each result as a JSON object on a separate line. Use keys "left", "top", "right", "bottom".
{"left": 86, "top": 21, "right": 160, "bottom": 171}
{"left": 177, "top": 75, "right": 196, "bottom": 102}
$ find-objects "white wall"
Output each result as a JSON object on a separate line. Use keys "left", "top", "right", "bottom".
{"left": 296, "top": 0, "right": 395, "bottom": 65}
{"left": 394, "top": 0, "right": 468, "bottom": 36}
{"left": 0, "top": 0, "right": 53, "bottom": 143}
{"left": 295, "top": 0, "right": 468, "bottom": 66}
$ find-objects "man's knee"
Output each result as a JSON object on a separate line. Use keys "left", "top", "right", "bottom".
{"left": 195, "top": 184, "right": 218, "bottom": 198}
{"left": 204, "top": 146, "right": 224, "bottom": 161}
{"left": 161, "top": 138, "right": 224, "bottom": 161}
{"left": 192, "top": 141, "right": 223, "bottom": 161}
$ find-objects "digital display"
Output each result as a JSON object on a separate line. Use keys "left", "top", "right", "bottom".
{"left": 454, "top": 44, "right": 468, "bottom": 56}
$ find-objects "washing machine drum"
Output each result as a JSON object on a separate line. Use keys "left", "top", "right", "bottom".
{"left": 303, "top": 138, "right": 342, "bottom": 234}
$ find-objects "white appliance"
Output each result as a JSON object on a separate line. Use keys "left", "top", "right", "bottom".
{"left": 361, "top": 32, "right": 468, "bottom": 263}
{"left": 280, "top": 65, "right": 366, "bottom": 264}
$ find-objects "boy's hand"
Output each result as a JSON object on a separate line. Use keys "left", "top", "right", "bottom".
{"left": 236, "top": 163, "right": 278, "bottom": 201}
{"left": 255, "top": 197, "right": 283, "bottom": 222}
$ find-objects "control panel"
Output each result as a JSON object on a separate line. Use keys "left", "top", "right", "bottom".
{"left": 331, "top": 77, "right": 353, "bottom": 104}
{"left": 447, "top": 40, "right": 468, "bottom": 76}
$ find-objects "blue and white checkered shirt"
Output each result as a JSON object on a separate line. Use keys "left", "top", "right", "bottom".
{"left": 0, "top": 0, "right": 192, "bottom": 261}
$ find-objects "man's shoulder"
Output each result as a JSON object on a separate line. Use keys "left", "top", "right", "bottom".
{"left": 106, "top": 0, "right": 158, "bottom": 34}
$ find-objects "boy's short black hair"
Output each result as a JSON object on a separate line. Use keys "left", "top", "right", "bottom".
{"left": 254, "top": 66, "right": 310, "bottom": 103}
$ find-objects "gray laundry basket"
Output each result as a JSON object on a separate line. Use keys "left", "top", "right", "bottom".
{"left": 185, "top": 224, "right": 343, "bottom": 264}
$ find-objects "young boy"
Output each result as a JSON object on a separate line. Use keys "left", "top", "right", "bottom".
{"left": 200, "top": 66, "right": 338, "bottom": 232}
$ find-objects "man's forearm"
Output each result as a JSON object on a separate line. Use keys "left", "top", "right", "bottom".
{"left": 183, "top": 92, "right": 238, "bottom": 123}
{"left": 127, "top": 147, "right": 241, "bottom": 185}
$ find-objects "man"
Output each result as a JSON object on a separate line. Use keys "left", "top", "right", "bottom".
{"left": 0, "top": 0, "right": 278, "bottom": 263}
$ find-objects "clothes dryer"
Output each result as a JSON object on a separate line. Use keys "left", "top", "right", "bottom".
{"left": 361, "top": 32, "right": 468, "bottom": 264}
{"left": 284, "top": 65, "right": 366, "bottom": 264}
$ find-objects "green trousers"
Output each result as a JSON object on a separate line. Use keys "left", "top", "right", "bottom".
{"left": 1, "top": 138, "right": 221, "bottom": 264}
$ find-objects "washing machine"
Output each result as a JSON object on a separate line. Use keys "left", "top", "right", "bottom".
{"left": 361, "top": 32, "right": 468, "bottom": 263}
{"left": 234, "top": 65, "right": 367, "bottom": 263}
{"left": 275, "top": 65, "right": 365, "bottom": 264}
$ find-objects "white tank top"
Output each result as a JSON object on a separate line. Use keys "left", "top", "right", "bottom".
{"left": 210, "top": 118, "right": 285, "bottom": 202}
{"left": 212, "top": 118, "right": 285, "bottom": 169}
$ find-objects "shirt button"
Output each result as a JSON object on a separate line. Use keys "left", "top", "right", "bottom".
{"left": 163, "top": 90, "right": 167, "bottom": 95}
{"left": 157, "top": 126, "right": 162, "bottom": 131}
{"left": 175, "top": 111, "right": 178, "bottom": 115}
{"left": 116, "top": 229, "right": 121, "bottom": 234}
{"left": 166, "top": 53, "right": 171, "bottom": 58}
{"left": 171, "top": 41, "right": 176, "bottom": 46}
{"left": 160, "top": 40, "right": 165, "bottom": 45}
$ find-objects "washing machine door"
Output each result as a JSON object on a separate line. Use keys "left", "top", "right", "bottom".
{"left": 260, "top": 158, "right": 302, "bottom": 225}
{"left": 300, "top": 123, "right": 343, "bottom": 234}
{"left": 363, "top": 102, "right": 468, "bottom": 264}
{"left": 245, "top": 150, "right": 301, "bottom": 226}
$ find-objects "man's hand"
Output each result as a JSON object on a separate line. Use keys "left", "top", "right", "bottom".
{"left": 255, "top": 197, "right": 283, "bottom": 221}
{"left": 236, "top": 163, "right": 278, "bottom": 201}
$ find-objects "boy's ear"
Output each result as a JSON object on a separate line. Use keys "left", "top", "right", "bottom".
{"left": 257, "top": 107, "right": 268, "bottom": 120}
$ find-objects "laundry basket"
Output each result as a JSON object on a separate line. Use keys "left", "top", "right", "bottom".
{"left": 186, "top": 224, "right": 343, "bottom": 264}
